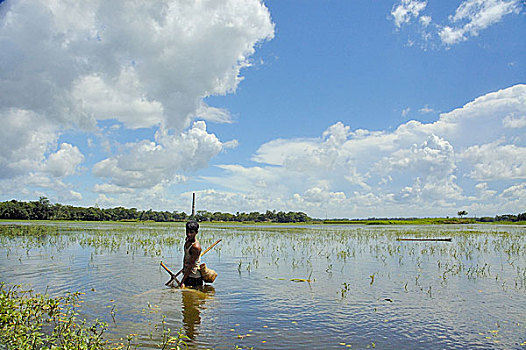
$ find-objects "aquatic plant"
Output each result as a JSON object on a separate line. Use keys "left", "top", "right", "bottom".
{"left": 0, "top": 283, "right": 106, "bottom": 350}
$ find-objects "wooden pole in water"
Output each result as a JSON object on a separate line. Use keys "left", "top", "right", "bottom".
{"left": 397, "top": 238, "right": 452, "bottom": 242}
{"left": 191, "top": 192, "right": 196, "bottom": 218}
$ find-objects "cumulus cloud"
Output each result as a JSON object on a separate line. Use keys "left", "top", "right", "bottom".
{"left": 503, "top": 114, "right": 526, "bottom": 128}
{"left": 204, "top": 84, "right": 526, "bottom": 217}
{"left": 0, "top": 0, "right": 274, "bottom": 130}
{"left": 301, "top": 186, "right": 347, "bottom": 204}
{"left": 378, "top": 134, "right": 456, "bottom": 181}
{"left": 0, "top": 0, "right": 274, "bottom": 201}
{"left": 92, "top": 121, "right": 222, "bottom": 190}
{"left": 461, "top": 141, "right": 526, "bottom": 180}
{"left": 0, "top": 108, "right": 58, "bottom": 178}
{"left": 70, "top": 70, "right": 164, "bottom": 129}
{"left": 44, "top": 143, "right": 84, "bottom": 178}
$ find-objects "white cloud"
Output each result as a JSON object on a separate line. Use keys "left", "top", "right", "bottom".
{"left": 391, "top": 0, "right": 523, "bottom": 47}
{"left": 252, "top": 138, "right": 321, "bottom": 166}
{"left": 0, "top": 173, "right": 83, "bottom": 202}
{"left": 93, "top": 183, "right": 136, "bottom": 194}
{"left": 419, "top": 15, "right": 432, "bottom": 26}
{"left": 503, "top": 114, "right": 526, "bottom": 128}
{"left": 44, "top": 143, "right": 84, "bottom": 178}
{"left": 461, "top": 141, "right": 526, "bottom": 180}
{"left": 438, "top": 25, "right": 468, "bottom": 46}
{"left": 86, "top": 84, "right": 524, "bottom": 217}
{"left": 204, "top": 84, "right": 526, "bottom": 217}
{"left": 204, "top": 164, "right": 285, "bottom": 192}
{"left": 419, "top": 105, "right": 435, "bottom": 114}
{"left": 71, "top": 70, "right": 164, "bottom": 129}
{"left": 195, "top": 104, "right": 234, "bottom": 124}
{"left": 92, "top": 121, "right": 222, "bottom": 190}
{"left": 391, "top": 0, "right": 427, "bottom": 28}
{"left": 427, "top": 84, "right": 526, "bottom": 147}
{"left": 0, "top": 108, "right": 58, "bottom": 178}
{"left": 397, "top": 175, "right": 464, "bottom": 202}
{"left": 301, "top": 187, "right": 347, "bottom": 204}
{"left": 223, "top": 139, "right": 239, "bottom": 149}
{"left": 475, "top": 182, "right": 497, "bottom": 199}
{"left": 500, "top": 183, "right": 526, "bottom": 199}
{"left": 377, "top": 134, "right": 456, "bottom": 181}
{"left": 0, "top": 0, "right": 275, "bottom": 201}
{"left": 443, "top": 0, "right": 521, "bottom": 45}
{"left": 0, "top": 0, "right": 274, "bottom": 131}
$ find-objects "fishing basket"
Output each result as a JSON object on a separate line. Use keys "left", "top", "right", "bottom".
{"left": 200, "top": 263, "right": 218, "bottom": 283}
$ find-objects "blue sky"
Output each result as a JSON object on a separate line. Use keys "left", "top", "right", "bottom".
{"left": 0, "top": 0, "right": 525, "bottom": 218}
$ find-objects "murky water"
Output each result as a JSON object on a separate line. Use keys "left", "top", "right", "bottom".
{"left": 0, "top": 222, "right": 525, "bottom": 349}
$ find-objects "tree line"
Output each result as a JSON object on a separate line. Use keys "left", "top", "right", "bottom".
{"left": 0, "top": 198, "right": 312, "bottom": 223}
{"left": 477, "top": 213, "right": 526, "bottom": 222}
{"left": 0, "top": 198, "right": 523, "bottom": 223}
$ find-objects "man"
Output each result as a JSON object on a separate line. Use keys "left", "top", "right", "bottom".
{"left": 179, "top": 221, "right": 203, "bottom": 287}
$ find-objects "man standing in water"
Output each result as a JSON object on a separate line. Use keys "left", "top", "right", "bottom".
{"left": 180, "top": 221, "right": 203, "bottom": 287}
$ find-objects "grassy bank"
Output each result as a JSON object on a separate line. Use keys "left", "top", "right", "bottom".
{"left": 322, "top": 218, "right": 526, "bottom": 225}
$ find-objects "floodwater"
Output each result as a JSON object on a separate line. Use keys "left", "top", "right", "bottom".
{"left": 0, "top": 222, "right": 525, "bottom": 349}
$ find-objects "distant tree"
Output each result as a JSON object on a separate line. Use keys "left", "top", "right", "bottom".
{"left": 495, "top": 214, "right": 518, "bottom": 222}
{"left": 32, "top": 197, "right": 52, "bottom": 220}
{"left": 0, "top": 200, "right": 30, "bottom": 219}
{"left": 457, "top": 210, "right": 468, "bottom": 218}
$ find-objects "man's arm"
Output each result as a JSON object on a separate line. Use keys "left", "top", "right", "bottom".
{"left": 180, "top": 242, "right": 202, "bottom": 286}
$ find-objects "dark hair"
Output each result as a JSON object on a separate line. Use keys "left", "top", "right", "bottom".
{"left": 186, "top": 221, "right": 199, "bottom": 232}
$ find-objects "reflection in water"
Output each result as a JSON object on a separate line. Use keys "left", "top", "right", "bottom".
{"left": 181, "top": 285, "right": 215, "bottom": 341}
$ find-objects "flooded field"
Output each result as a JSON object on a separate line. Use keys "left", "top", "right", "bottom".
{"left": 0, "top": 222, "right": 525, "bottom": 349}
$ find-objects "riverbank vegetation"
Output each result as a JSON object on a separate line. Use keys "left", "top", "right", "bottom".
{"left": 0, "top": 197, "right": 310, "bottom": 223}
{"left": 0, "top": 283, "right": 107, "bottom": 350}
{"left": 0, "top": 283, "right": 190, "bottom": 350}
{"left": 323, "top": 216, "right": 526, "bottom": 225}
{"left": 0, "top": 197, "right": 524, "bottom": 225}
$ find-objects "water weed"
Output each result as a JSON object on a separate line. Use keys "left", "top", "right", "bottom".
{"left": 0, "top": 283, "right": 107, "bottom": 350}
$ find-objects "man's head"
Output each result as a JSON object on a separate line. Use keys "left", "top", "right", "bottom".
{"left": 185, "top": 220, "right": 199, "bottom": 241}
{"left": 186, "top": 221, "right": 199, "bottom": 232}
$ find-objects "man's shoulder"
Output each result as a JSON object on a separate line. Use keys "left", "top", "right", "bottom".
{"left": 191, "top": 241, "right": 202, "bottom": 252}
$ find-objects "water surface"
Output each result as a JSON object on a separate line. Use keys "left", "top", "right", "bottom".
{"left": 0, "top": 222, "right": 525, "bottom": 349}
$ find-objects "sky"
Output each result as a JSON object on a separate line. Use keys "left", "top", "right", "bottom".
{"left": 0, "top": 0, "right": 525, "bottom": 219}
